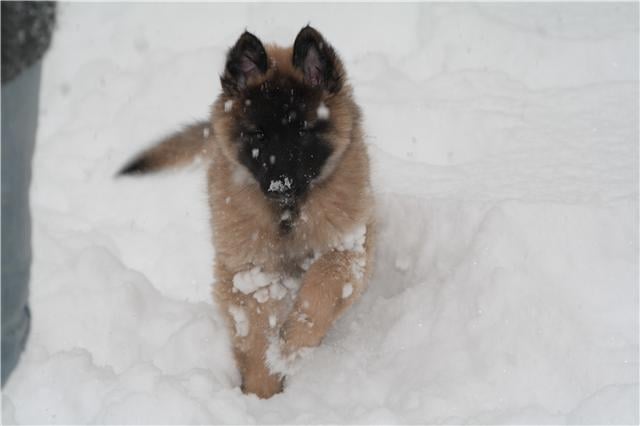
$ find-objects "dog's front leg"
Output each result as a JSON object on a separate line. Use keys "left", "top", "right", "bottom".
{"left": 279, "top": 247, "right": 368, "bottom": 358}
{"left": 214, "top": 267, "right": 284, "bottom": 399}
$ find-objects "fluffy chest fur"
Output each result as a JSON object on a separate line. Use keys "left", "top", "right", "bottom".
{"left": 208, "top": 136, "right": 373, "bottom": 274}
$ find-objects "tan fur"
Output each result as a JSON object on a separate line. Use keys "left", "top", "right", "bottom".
{"left": 121, "top": 36, "right": 374, "bottom": 399}
{"left": 119, "top": 122, "right": 211, "bottom": 174}
{"left": 208, "top": 45, "right": 374, "bottom": 398}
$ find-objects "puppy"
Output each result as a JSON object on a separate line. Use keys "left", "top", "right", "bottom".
{"left": 120, "top": 26, "right": 375, "bottom": 398}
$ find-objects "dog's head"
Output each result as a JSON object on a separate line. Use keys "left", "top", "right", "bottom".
{"left": 213, "top": 26, "right": 358, "bottom": 205}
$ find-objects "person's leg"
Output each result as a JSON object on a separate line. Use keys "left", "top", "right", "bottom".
{"left": 1, "top": 60, "right": 42, "bottom": 386}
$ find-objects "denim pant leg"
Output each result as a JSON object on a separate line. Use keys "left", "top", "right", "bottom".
{"left": 1, "top": 61, "right": 42, "bottom": 386}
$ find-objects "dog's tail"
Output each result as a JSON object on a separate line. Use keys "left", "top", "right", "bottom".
{"left": 117, "top": 121, "right": 212, "bottom": 176}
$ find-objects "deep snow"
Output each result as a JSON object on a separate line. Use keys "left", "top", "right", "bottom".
{"left": 2, "top": 3, "right": 638, "bottom": 424}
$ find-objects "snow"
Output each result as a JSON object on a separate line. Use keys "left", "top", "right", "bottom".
{"left": 265, "top": 337, "right": 312, "bottom": 378}
{"left": 281, "top": 276, "right": 301, "bottom": 292}
{"left": 253, "top": 288, "right": 270, "bottom": 304}
{"left": 333, "top": 223, "right": 367, "bottom": 253}
{"left": 394, "top": 255, "right": 410, "bottom": 272}
{"left": 251, "top": 148, "right": 259, "bottom": 159}
{"left": 232, "top": 268, "right": 290, "bottom": 304}
{"left": 2, "top": 3, "right": 637, "bottom": 424}
{"left": 223, "top": 99, "right": 233, "bottom": 112}
{"left": 299, "top": 252, "right": 322, "bottom": 272}
{"left": 268, "top": 315, "right": 277, "bottom": 329}
{"left": 342, "top": 283, "right": 354, "bottom": 299}
{"left": 316, "top": 101, "right": 330, "bottom": 119}
{"left": 268, "top": 177, "right": 292, "bottom": 193}
{"left": 232, "top": 266, "right": 277, "bottom": 295}
{"left": 230, "top": 163, "right": 251, "bottom": 185}
{"left": 228, "top": 306, "right": 249, "bottom": 337}
{"left": 269, "top": 283, "right": 288, "bottom": 301}
{"left": 351, "top": 256, "right": 366, "bottom": 280}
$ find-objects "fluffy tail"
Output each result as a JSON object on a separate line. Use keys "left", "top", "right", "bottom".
{"left": 118, "top": 121, "right": 211, "bottom": 175}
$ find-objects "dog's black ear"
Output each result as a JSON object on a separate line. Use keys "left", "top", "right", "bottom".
{"left": 292, "top": 26, "right": 343, "bottom": 93}
{"left": 221, "top": 31, "right": 268, "bottom": 95}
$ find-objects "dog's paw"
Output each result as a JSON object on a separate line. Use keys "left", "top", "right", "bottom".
{"left": 265, "top": 334, "right": 311, "bottom": 377}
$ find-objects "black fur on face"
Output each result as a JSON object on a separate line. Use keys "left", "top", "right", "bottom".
{"left": 232, "top": 75, "right": 333, "bottom": 205}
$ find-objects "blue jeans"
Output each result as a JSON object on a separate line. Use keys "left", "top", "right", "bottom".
{"left": 1, "top": 61, "right": 41, "bottom": 386}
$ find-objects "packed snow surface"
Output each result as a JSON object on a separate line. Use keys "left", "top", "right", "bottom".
{"left": 2, "top": 3, "right": 638, "bottom": 424}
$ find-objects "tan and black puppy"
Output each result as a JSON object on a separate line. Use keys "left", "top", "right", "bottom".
{"left": 120, "top": 26, "right": 375, "bottom": 399}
